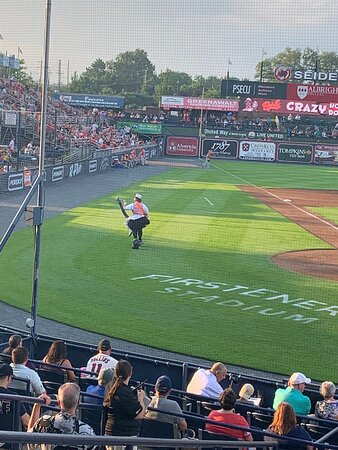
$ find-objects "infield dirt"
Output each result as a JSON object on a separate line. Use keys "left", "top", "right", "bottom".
{"left": 240, "top": 186, "right": 338, "bottom": 281}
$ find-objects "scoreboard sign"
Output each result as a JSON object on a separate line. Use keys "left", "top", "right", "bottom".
{"left": 202, "top": 139, "right": 238, "bottom": 159}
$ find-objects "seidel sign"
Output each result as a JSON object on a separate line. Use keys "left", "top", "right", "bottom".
{"left": 274, "top": 65, "right": 338, "bottom": 82}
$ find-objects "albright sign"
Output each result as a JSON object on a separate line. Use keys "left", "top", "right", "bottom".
{"left": 287, "top": 84, "right": 338, "bottom": 102}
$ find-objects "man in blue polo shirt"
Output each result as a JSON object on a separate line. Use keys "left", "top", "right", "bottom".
{"left": 273, "top": 372, "right": 312, "bottom": 415}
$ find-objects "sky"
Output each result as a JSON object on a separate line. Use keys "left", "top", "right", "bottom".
{"left": 1, "top": 0, "right": 337, "bottom": 84}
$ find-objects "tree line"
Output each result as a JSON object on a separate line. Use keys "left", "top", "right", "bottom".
{"left": 2, "top": 48, "right": 338, "bottom": 109}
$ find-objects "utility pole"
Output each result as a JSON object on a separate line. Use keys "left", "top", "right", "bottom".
{"left": 39, "top": 58, "right": 43, "bottom": 88}
{"left": 67, "top": 60, "right": 70, "bottom": 85}
{"left": 58, "top": 59, "right": 61, "bottom": 90}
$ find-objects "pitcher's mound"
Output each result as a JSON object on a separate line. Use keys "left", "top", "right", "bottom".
{"left": 272, "top": 249, "right": 338, "bottom": 281}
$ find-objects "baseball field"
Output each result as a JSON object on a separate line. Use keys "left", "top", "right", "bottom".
{"left": 1, "top": 160, "right": 337, "bottom": 381}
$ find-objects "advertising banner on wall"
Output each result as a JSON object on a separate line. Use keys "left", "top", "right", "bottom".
{"left": 202, "top": 139, "right": 237, "bottom": 159}
{"left": 166, "top": 136, "right": 198, "bottom": 156}
{"left": 277, "top": 143, "right": 313, "bottom": 163}
{"left": 314, "top": 145, "right": 338, "bottom": 165}
{"left": 161, "top": 96, "right": 239, "bottom": 111}
{"left": 239, "top": 141, "right": 276, "bottom": 161}
{"left": 8, "top": 173, "right": 23, "bottom": 191}
{"left": 203, "top": 128, "right": 285, "bottom": 140}
{"left": 240, "top": 98, "right": 338, "bottom": 116}
{"left": 115, "top": 120, "right": 162, "bottom": 135}
{"left": 287, "top": 84, "right": 338, "bottom": 103}
{"left": 221, "top": 80, "right": 287, "bottom": 99}
{"left": 53, "top": 93, "right": 125, "bottom": 109}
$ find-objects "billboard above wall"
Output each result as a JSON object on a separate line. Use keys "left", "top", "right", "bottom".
{"left": 161, "top": 96, "right": 239, "bottom": 111}
{"left": 53, "top": 93, "right": 125, "bottom": 109}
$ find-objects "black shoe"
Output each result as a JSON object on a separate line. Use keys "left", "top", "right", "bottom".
{"left": 132, "top": 239, "right": 140, "bottom": 249}
{"left": 138, "top": 239, "right": 144, "bottom": 245}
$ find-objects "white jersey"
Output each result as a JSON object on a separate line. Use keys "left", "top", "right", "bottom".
{"left": 85, "top": 353, "right": 118, "bottom": 378}
{"left": 124, "top": 202, "right": 149, "bottom": 220}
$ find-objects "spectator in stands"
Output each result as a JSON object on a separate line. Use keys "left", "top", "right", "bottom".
{"left": 237, "top": 383, "right": 255, "bottom": 404}
{"left": 273, "top": 372, "right": 312, "bottom": 415}
{"left": 266, "top": 402, "right": 313, "bottom": 449}
{"left": 85, "top": 339, "right": 118, "bottom": 378}
{"left": 206, "top": 387, "right": 253, "bottom": 443}
{"left": 0, "top": 363, "right": 30, "bottom": 430}
{"left": 41, "top": 340, "right": 76, "bottom": 382}
{"left": 103, "top": 359, "right": 146, "bottom": 437}
{"left": 84, "top": 367, "right": 114, "bottom": 405}
{"left": 315, "top": 381, "right": 338, "bottom": 420}
{"left": 28, "top": 383, "right": 95, "bottom": 445}
{"left": 10, "top": 347, "right": 46, "bottom": 396}
{"left": 0, "top": 335, "right": 37, "bottom": 371}
{"left": 187, "top": 362, "right": 227, "bottom": 398}
{"left": 146, "top": 375, "right": 187, "bottom": 435}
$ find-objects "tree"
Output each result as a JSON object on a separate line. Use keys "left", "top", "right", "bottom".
{"left": 0, "top": 59, "right": 36, "bottom": 88}
{"left": 255, "top": 47, "right": 338, "bottom": 82}
{"left": 112, "top": 49, "right": 156, "bottom": 94}
{"left": 155, "top": 70, "right": 192, "bottom": 99}
{"left": 67, "top": 58, "right": 116, "bottom": 94}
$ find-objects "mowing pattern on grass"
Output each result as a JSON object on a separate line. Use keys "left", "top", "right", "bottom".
{"left": 239, "top": 186, "right": 338, "bottom": 280}
{"left": 1, "top": 161, "right": 337, "bottom": 381}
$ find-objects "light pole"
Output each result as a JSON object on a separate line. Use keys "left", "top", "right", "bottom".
{"left": 260, "top": 50, "right": 267, "bottom": 82}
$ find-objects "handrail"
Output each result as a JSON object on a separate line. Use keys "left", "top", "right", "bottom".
{"left": 0, "top": 392, "right": 336, "bottom": 448}
{"left": 0, "top": 432, "right": 277, "bottom": 448}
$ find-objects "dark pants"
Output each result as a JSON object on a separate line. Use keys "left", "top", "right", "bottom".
{"left": 128, "top": 217, "right": 148, "bottom": 240}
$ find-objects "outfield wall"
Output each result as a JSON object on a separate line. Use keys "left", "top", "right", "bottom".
{"left": 163, "top": 125, "right": 338, "bottom": 165}
{"left": 0, "top": 143, "right": 160, "bottom": 194}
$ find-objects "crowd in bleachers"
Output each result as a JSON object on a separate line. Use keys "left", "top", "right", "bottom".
{"left": 0, "top": 77, "right": 152, "bottom": 173}
{"left": 0, "top": 334, "right": 337, "bottom": 449}
{"left": 161, "top": 108, "right": 338, "bottom": 139}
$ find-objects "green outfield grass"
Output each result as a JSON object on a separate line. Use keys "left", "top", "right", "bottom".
{"left": 1, "top": 161, "right": 337, "bottom": 381}
{"left": 308, "top": 207, "right": 338, "bottom": 226}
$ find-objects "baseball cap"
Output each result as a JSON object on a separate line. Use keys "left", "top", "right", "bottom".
{"left": 98, "top": 368, "right": 114, "bottom": 386}
{"left": 0, "top": 364, "right": 13, "bottom": 377}
{"left": 98, "top": 339, "right": 111, "bottom": 351}
{"left": 155, "top": 375, "right": 172, "bottom": 394}
{"left": 135, "top": 193, "right": 142, "bottom": 200}
{"left": 289, "top": 372, "right": 311, "bottom": 385}
{"left": 239, "top": 383, "right": 255, "bottom": 400}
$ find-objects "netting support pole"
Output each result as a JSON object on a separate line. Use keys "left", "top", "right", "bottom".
{"left": 30, "top": 0, "right": 52, "bottom": 351}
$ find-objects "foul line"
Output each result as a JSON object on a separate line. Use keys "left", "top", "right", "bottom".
{"left": 210, "top": 162, "right": 338, "bottom": 231}
{"left": 203, "top": 197, "right": 214, "bottom": 206}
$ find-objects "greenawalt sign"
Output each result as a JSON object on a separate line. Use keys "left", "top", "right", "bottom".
{"left": 116, "top": 120, "right": 162, "bottom": 135}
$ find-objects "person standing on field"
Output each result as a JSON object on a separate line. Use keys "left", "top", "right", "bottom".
{"left": 124, "top": 193, "right": 150, "bottom": 249}
{"left": 203, "top": 149, "right": 212, "bottom": 168}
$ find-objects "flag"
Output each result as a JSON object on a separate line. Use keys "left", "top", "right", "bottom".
{"left": 18, "top": 46, "right": 23, "bottom": 55}
{"left": 228, "top": 58, "right": 232, "bottom": 65}
{"left": 0, "top": 34, "right": 4, "bottom": 40}
{"left": 275, "top": 115, "right": 280, "bottom": 131}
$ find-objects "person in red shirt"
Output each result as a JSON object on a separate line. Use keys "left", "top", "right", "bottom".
{"left": 206, "top": 388, "right": 253, "bottom": 443}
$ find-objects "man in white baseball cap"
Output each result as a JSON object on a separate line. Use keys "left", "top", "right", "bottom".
{"left": 123, "top": 193, "right": 150, "bottom": 249}
{"left": 273, "top": 372, "right": 312, "bottom": 415}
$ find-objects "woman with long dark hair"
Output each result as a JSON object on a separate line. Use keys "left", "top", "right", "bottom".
{"left": 41, "top": 340, "right": 76, "bottom": 382}
{"left": 266, "top": 402, "right": 313, "bottom": 449}
{"left": 103, "top": 359, "right": 146, "bottom": 437}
